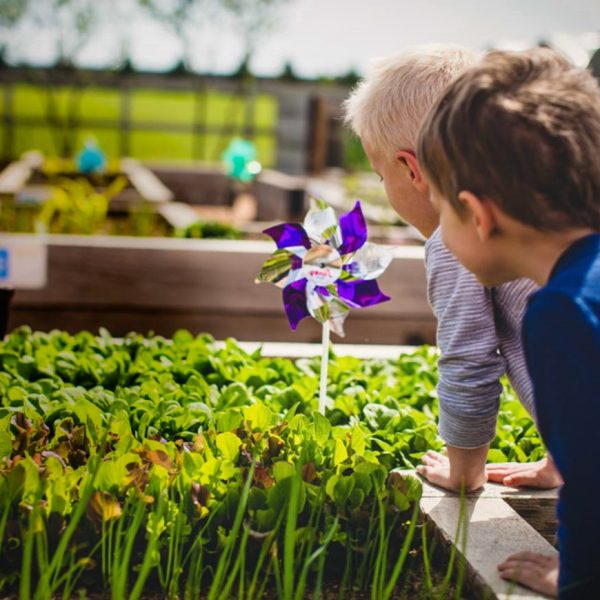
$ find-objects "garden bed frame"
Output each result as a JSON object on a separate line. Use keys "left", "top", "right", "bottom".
{"left": 7, "top": 233, "right": 435, "bottom": 345}
{"left": 419, "top": 478, "right": 557, "bottom": 600}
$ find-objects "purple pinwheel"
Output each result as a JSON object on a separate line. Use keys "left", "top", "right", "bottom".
{"left": 256, "top": 198, "right": 393, "bottom": 337}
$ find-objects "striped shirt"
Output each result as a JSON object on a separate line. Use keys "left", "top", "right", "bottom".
{"left": 424, "top": 228, "right": 538, "bottom": 448}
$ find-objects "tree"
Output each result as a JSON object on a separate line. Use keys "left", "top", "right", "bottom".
{"left": 0, "top": 0, "right": 98, "bottom": 67}
{"left": 0, "top": 0, "right": 104, "bottom": 156}
{"left": 138, "top": 0, "right": 212, "bottom": 70}
{"left": 219, "top": 0, "right": 291, "bottom": 75}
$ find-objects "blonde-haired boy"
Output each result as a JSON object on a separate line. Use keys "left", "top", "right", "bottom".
{"left": 344, "top": 45, "right": 562, "bottom": 491}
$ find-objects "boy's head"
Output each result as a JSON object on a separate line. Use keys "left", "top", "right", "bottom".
{"left": 343, "top": 45, "right": 477, "bottom": 234}
{"left": 418, "top": 47, "right": 600, "bottom": 285}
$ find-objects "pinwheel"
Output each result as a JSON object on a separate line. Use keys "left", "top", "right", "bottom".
{"left": 256, "top": 198, "right": 393, "bottom": 412}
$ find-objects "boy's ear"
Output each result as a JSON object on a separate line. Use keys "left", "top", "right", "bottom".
{"left": 395, "top": 150, "right": 428, "bottom": 193}
{"left": 457, "top": 190, "right": 497, "bottom": 241}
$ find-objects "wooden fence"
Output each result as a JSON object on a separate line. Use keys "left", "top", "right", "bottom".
{"left": 0, "top": 67, "right": 351, "bottom": 175}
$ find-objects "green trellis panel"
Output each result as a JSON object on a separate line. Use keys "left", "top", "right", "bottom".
{"left": 1, "top": 82, "right": 278, "bottom": 166}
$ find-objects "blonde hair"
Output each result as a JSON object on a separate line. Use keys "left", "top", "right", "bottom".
{"left": 344, "top": 44, "right": 478, "bottom": 154}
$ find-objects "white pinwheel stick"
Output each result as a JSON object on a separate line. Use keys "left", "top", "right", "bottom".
{"left": 319, "top": 321, "right": 330, "bottom": 414}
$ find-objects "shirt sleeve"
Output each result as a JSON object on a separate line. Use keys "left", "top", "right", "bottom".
{"left": 425, "top": 229, "right": 506, "bottom": 448}
{"left": 523, "top": 292, "right": 600, "bottom": 596}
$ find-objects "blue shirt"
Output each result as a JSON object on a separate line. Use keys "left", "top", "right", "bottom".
{"left": 524, "top": 233, "right": 600, "bottom": 598}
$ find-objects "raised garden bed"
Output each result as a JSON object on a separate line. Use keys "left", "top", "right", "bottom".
{"left": 0, "top": 154, "right": 311, "bottom": 235}
{"left": 6, "top": 233, "right": 435, "bottom": 345}
{"left": 0, "top": 328, "right": 551, "bottom": 599}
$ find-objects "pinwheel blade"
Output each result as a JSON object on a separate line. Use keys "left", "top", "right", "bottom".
{"left": 282, "top": 279, "right": 311, "bottom": 330}
{"left": 344, "top": 242, "right": 394, "bottom": 280}
{"left": 327, "top": 297, "right": 350, "bottom": 337}
{"left": 256, "top": 249, "right": 303, "bottom": 289}
{"left": 263, "top": 223, "right": 311, "bottom": 254}
{"left": 303, "top": 203, "right": 342, "bottom": 248}
{"left": 305, "top": 283, "right": 350, "bottom": 337}
{"left": 337, "top": 279, "right": 390, "bottom": 308}
{"left": 338, "top": 201, "right": 367, "bottom": 255}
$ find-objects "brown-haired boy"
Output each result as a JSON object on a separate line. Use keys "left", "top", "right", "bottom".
{"left": 418, "top": 47, "right": 600, "bottom": 598}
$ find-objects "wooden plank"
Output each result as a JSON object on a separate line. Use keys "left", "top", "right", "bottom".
{"left": 11, "top": 236, "right": 430, "bottom": 318}
{"left": 502, "top": 497, "right": 557, "bottom": 546}
{"left": 307, "top": 95, "right": 328, "bottom": 174}
{"left": 157, "top": 202, "right": 201, "bottom": 229}
{"left": 8, "top": 233, "right": 434, "bottom": 343}
{"left": 0, "top": 158, "right": 36, "bottom": 194}
{"left": 8, "top": 308, "right": 436, "bottom": 345}
{"left": 253, "top": 169, "right": 308, "bottom": 220}
{"left": 121, "top": 158, "right": 174, "bottom": 203}
{"left": 152, "top": 165, "right": 230, "bottom": 205}
{"left": 256, "top": 169, "right": 307, "bottom": 191}
{"left": 417, "top": 477, "right": 558, "bottom": 600}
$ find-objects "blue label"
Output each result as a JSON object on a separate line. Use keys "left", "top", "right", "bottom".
{"left": 0, "top": 248, "right": 8, "bottom": 280}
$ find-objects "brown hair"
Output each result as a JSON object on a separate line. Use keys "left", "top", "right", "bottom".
{"left": 417, "top": 47, "right": 600, "bottom": 231}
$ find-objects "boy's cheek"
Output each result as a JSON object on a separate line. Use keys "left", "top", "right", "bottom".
{"left": 440, "top": 222, "right": 484, "bottom": 277}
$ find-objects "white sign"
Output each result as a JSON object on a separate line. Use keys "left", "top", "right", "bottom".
{"left": 0, "top": 235, "right": 47, "bottom": 289}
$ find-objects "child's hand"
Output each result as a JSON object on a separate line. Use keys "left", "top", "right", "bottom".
{"left": 417, "top": 449, "right": 487, "bottom": 493}
{"left": 498, "top": 552, "right": 558, "bottom": 597}
{"left": 486, "top": 456, "right": 563, "bottom": 489}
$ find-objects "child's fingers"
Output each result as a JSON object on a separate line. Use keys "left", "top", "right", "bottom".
{"left": 416, "top": 464, "right": 429, "bottom": 478}
{"left": 498, "top": 555, "right": 558, "bottom": 597}
{"left": 499, "top": 551, "right": 554, "bottom": 567}
{"left": 420, "top": 452, "right": 445, "bottom": 467}
{"left": 486, "top": 462, "right": 529, "bottom": 472}
{"left": 487, "top": 472, "right": 514, "bottom": 484}
{"left": 485, "top": 465, "right": 514, "bottom": 481}
{"left": 498, "top": 564, "right": 544, "bottom": 587}
{"left": 503, "top": 471, "right": 539, "bottom": 488}
{"left": 425, "top": 450, "right": 447, "bottom": 462}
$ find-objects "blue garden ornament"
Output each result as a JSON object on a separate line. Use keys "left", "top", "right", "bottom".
{"left": 77, "top": 138, "right": 106, "bottom": 174}
{"left": 222, "top": 137, "right": 261, "bottom": 182}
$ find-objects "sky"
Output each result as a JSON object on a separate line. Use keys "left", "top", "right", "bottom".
{"left": 6, "top": 0, "right": 600, "bottom": 77}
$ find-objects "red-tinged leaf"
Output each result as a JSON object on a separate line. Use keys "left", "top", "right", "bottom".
{"left": 254, "top": 465, "right": 275, "bottom": 489}
{"left": 146, "top": 449, "right": 172, "bottom": 469}
{"left": 87, "top": 491, "right": 122, "bottom": 524}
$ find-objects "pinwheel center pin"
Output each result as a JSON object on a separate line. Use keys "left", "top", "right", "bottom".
{"left": 256, "top": 197, "right": 394, "bottom": 413}
{"left": 302, "top": 245, "right": 342, "bottom": 285}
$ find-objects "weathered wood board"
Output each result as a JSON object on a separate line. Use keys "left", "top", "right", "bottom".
{"left": 7, "top": 234, "right": 435, "bottom": 344}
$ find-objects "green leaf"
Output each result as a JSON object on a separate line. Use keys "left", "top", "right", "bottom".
{"left": 216, "top": 408, "right": 243, "bottom": 432}
{"left": 313, "top": 412, "right": 331, "bottom": 445}
{"left": 333, "top": 438, "right": 348, "bottom": 466}
{"left": 350, "top": 425, "right": 366, "bottom": 455}
{"left": 268, "top": 477, "right": 306, "bottom": 515}
{"left": 0, "top": 415, "right": 11, "bottom": 459}
{"left": 333, "top": 475, "right": 355, "bottom": 507}
{"left": 487, "top": 448, "right": 509, "bottom": 463}
{"left": 348, "top": 487, "right": 365, "bottom": 510}
{"left": 248, "top": 487, "right": 268, "bottom": 511}
{"left": 273, "top": 461, "right": 294, "bottom": 482}
{"left": 215, "top": 432, "right": 242, "bottom": 462}
{"left": 243, "top": 402, "right": 275, "bottom": 430}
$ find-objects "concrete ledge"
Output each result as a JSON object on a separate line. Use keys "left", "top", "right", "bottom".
{"left": 420, "top": 479, "right": 559, "bottom": 500}
{"left": 226, "top": 340, "right": 418, "bottom": 359}
{"left": 416, "top": 476, "right": 558, "bottom": 600}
